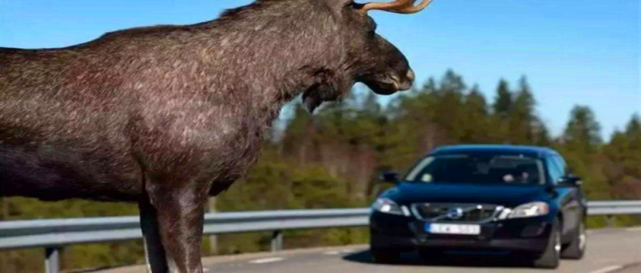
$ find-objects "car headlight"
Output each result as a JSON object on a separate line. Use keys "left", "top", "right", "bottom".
{"left": 501, "top": 201, "right": 550, "bottom": 219}
{"left": 372, "top": 198, "right": 410, "bottom": 216}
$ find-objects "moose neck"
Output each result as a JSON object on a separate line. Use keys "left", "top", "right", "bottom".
{"left": 196, "top": 2, "right": 352, "bottom": 115}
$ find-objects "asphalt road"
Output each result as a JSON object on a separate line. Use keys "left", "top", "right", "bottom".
{"left": 203, "top": 228, "right": 641, "bottom": 273}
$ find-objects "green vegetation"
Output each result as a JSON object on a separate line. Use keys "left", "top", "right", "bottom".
{"left": 1, "top": 70, "right": 639, "bottom": 272}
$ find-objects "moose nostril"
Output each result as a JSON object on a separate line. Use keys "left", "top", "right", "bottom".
{"left": 406, "top": 69, "right": 415, "bottom": 82}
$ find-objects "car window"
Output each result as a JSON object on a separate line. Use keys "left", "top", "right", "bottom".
{"left": 405, "top": 154, "right": 545, "bottom": 185}
{"left": 545, "top": 156, "right": 564, "bottom": 184}
{"left": 553, "top": 155, "right": 568, "bottom": 176}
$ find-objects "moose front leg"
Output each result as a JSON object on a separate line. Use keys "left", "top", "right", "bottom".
{"left": 146, "top": 186, "right": 208, "bottom": 273}
{"left": 139, "top": 198, "right": 170, "bottom": 273}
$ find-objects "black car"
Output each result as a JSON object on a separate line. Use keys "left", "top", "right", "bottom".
{"left": 369, "top": 145, "right": 587, "bottom": 269}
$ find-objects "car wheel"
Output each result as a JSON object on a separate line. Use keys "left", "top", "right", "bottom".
{"left": 561, "top": 221, "right": 587, "bottom": 259}
{"left": 533, "top": 219, "right": 561, "bottom": 269}
{"left": 371, "top": 247, "right": 401, "bottom": 264}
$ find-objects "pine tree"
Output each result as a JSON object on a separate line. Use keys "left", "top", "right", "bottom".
{"left": 512, "top": 76, "right": 535, "bottom": 117}
{"left": 423, "top": 77, "right": 437, "bottom": 93}
{"left": 493, "top": 79, "right": 512, "bottom": 115}
{"left": 601, "top": 114, "right": 641, "bottom": 199}
{"left": 623, "top": 114, "right": 641, "bottom": 179}
{"left": 625, "top": 114, "right": 641, "bottom": 136}
{"left": 460, "top": 84, "right": 490, "bottom": 142}
{"left": 563, "top": 105, "right": 603, "bottom": 150}
{"left": 560, "top": 105, "right": 607, "bottom": 199}
{"left": 440, "top": 69, "right": 466, "bottom": 94}
{"left": 509, "top": 76, "right": 537, "bottom": 144}
{"left": 467, "top": 85, "right": 488, "bottom": 116}
{"left": 488, "top": 79, "right": 513, "bottom": 143}
{"left": 532, "top": 119, "right": 552, "bottom": 146}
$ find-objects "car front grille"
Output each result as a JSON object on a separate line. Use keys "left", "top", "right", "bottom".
{"left": 411, "top": 203, "right": 501, "bottom": 223}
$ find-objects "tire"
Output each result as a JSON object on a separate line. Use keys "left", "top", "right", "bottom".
{"left": 561, "top": 221, "right": 587, "bottom": 259}
{"left": 533, "top": 219, "right": 561, "bottom": 269}
{"left": 371, "top": 247, "right": 401, "bottom": 264}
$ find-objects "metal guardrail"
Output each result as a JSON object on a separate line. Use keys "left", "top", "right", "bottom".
{"left": 0, "top": 208, "right": 369, "bottom": 250}
{"left": 585, "top": 201, "right": 641, "bottom": 215}
{"left": 1, "top": 201, "right": 640, "bottom": 272}
{"left": 0, "top": 208, "right": 370, "bottom": 273}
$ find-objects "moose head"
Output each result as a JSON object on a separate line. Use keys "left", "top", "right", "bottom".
{"left": 241, "top": 0, "right": 434, "bottom": 111}
{"left": 346, "top": 0, "right": 431, "bottom": 93}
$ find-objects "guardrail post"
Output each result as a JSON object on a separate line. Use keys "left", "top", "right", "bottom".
{"left": 45, "top": 247, "right": 61, "bottom": 273}
{"left": 208, "top": 197, "right": 218, "bottom": 255}
{"left": 271, "top": 230, "right": 283, "bottom": 252}
{"left": 606, "top": 215, "right": 616, "bottom": 227}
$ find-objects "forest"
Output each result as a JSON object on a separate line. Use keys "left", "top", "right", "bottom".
{"left": 1, "top": 70, "right": 640, "bottom": 272}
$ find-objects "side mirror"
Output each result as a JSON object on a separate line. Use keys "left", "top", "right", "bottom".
{"left": 379, "top": 171, "right": 400, "bottom": 184}
{"left": 558, "top": 174, "right": 582, "bottom": 187}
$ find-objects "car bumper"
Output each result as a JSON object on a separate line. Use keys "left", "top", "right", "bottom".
{"left": 370, "top": 212, "right": 553, "bottom": 254}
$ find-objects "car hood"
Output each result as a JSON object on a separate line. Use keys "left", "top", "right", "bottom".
{"left": 385, "top": 182, "right": 549, "bottom": 207}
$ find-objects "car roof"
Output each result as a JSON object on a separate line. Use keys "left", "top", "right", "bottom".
{"left": 430, "top": 144, "right": 558, "bottom": 158}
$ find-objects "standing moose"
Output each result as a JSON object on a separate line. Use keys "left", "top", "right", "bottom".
{"left": 0, "top": 0, "right": 433, "bottom": 272}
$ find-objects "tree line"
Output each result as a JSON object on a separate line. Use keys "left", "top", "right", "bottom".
{"left": 1, "top": 70, "right": 639, "bottom": 272}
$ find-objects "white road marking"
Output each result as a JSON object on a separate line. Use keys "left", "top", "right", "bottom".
{"left": 324, "top": 249, "right": 356, "bottom": 255}
{"left": 249, "top": 257, "right": 284, "bottom": 264}
{"left": 625, "top": 227, "right": 641, "bottom": 232}
{"left": 589, "top": 265, "right": 624, "bottom": 273}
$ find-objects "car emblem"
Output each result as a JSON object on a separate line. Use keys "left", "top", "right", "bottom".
{"left": 447, "top": 208, "right": 464, "bottom": 219}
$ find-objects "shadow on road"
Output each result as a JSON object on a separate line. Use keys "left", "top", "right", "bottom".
{"left": 343, "top": 249, "right": 533, "bottom": 269}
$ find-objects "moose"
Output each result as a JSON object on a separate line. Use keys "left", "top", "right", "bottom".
{"left": 0, "top": 0, "right": 433, "bottom": 272}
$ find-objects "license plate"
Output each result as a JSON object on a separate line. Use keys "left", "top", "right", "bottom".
{"left": 426, "top": 223, "right": 481, "bottom": 235}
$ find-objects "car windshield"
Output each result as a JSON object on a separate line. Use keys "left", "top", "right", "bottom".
{"left": 405, "top": 154, "right": 545, "bottom": 185}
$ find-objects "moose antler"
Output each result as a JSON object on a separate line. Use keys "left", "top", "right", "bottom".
{"left": 359, "top": 0, "right": 433, "bottom": 14}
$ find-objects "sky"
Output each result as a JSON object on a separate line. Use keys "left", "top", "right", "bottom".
{"left": 0, "top": 0, "right": 639, "bottom": 139}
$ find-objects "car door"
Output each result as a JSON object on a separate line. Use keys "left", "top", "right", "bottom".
{"left": 550, "top": 155, "right": 582, "bottom": 240}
